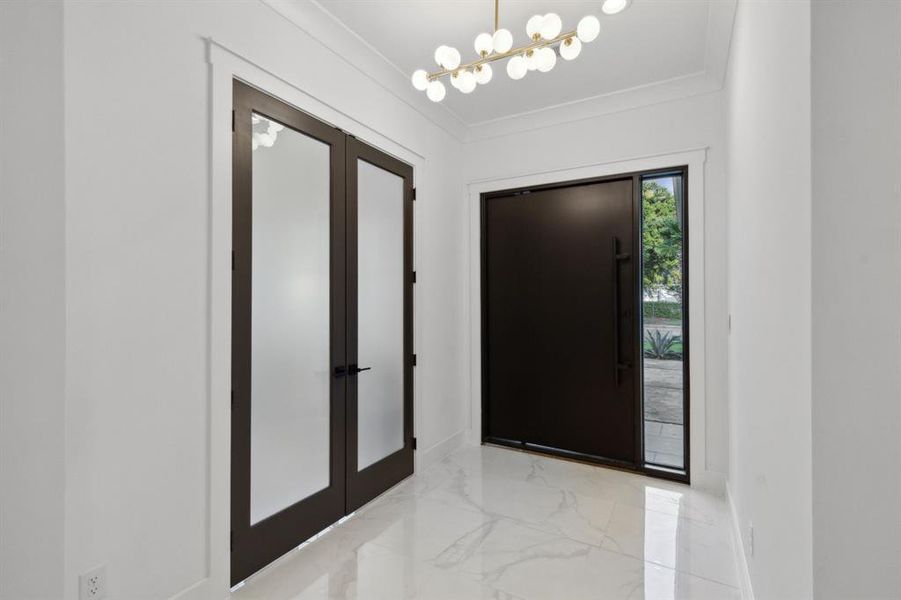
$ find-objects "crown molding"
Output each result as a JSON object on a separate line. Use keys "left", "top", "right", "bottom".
{"left": 463, "top": 70, "right": 721, "bottom": 142}
{"left": 704, "top": 0, "right": 738, "bottom": 87}
{"left": 463, "top": 0, "right": 736, "bottom": 142}
{"left": 260, "top": 0, "right": 468, "bottom": 141}
{"left": 263, "top": 0, "right": 737, "bottom": 145}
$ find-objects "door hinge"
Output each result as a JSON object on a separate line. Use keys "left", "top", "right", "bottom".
{"left": 230, "top": 530, "right": 234, "bottom": 552}
{"left": 230, "top": 390, "right": 234, "bottom": 410}
{"left": 411, "top": 354, "right": 417, "bottom": 367}
{"left": 412, "top": 187, "right": 417, "bottom": 201}
{"left": 232, "top": 250, "right": 235, "bottom": 271}
{"left": 412, "top": 437, "right": 417, "bottom": 451}
{"left": 231, "top": 109, "right": 235, "bottom": 132}
{"left": 411, "top": 271, "right": 417, "bottom": 284}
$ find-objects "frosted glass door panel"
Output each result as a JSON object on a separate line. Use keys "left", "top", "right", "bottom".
{"left": 250, "top": 113, "right": 331, "bottom": 524}
{"left": 357, "top": 159, "right": 405, "bottom": 470}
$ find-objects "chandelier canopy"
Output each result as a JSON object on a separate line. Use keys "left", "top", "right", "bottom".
{"left": 411, "top": 0, "right": 631, "bottom": 102}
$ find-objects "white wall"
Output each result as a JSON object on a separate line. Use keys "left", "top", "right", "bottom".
{"left": 56, "top": 1, "right": 466, "bottom": 598}
{"left": 724, "top": 1, "right": 813, "bottom": 597}
{"left": 464, "top": 91, "right": 731, "bottom": 479}
{"left": 0, "top": 2, "right": 67, "bottom": 599}
{"left": 810, "top": 1, "right": 901, "bottom": 597}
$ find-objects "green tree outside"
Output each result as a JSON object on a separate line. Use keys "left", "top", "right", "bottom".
{"left": 642, "top": 180, "right": 683, "bottom": 317}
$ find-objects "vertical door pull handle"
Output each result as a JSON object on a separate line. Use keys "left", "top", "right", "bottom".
{"left": 612, "top": 236, "right": 631, "bottom": 386}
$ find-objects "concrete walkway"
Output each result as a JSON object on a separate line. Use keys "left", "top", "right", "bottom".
{"left": 644, "top": 358, "right": 683, "bottom": 425}
{"left": 644, "top": 357, "right": 684, "bottom": 468}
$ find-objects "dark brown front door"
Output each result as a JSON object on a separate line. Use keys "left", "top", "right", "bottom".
{"left": 483, "top": 178, "right": 637, "bottom": 464}
{"left": 231, "top": 81, "right": 413, "bottom": 585}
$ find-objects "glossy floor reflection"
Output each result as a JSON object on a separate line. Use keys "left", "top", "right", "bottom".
{"left": 233, "top": 445, "right": 740, "bottom": 599}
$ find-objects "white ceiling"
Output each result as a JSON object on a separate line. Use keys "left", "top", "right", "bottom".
{"left": 313, "top": 0, "right": 722, "bottom": 126}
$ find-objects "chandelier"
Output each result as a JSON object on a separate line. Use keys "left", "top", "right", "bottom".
{"left": 410, "top": 0, "right": 629, "bottom": 102}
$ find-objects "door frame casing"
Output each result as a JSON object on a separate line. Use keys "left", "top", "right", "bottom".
{"left": 466, "top": 149, "right": 715, "bottom": 490}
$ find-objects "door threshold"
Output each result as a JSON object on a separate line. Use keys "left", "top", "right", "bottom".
{"left": 482, "top": 438, "right": 689, "bottom": 484}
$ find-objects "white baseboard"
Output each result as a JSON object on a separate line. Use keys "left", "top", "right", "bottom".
{"left": 726, "top": 482, "right": 755, "bottom": 600}
{"left": 416, "top": 428, "right": 469, "bottom": 471}
{"left": 168, "top": 576, "right": 210, "bottom": 600}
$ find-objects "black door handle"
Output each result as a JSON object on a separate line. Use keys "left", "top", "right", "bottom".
{"left": 612, "top": 236, "right": 631, "bottom": 386}
{"left": 348, "top": 364, "right": 372, "bottom": 375}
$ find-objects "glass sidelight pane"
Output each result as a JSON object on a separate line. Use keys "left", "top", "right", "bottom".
{"left": 356, "top": 159, "right": 405, "bottom": 471}
{"left": 250, "top": 113, "right": 331, "bottom": 524}
{"left": 641, "top": 174, "right": 686, "bottom": 470}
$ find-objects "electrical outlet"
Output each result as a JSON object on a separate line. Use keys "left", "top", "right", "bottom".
{"left": 747, "top": 522, "right": 754, "bottom": 557}
{"left": 79, "top": 564, "right": 107, "bottom": 600}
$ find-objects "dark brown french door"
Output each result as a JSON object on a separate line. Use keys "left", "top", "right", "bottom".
{"left": 344, "top": 139, "right": 415, "bottom": 512}
{"left": 231, "top": 81, "right": 413, "bottom": 585}
{"left": 482, "top": 177, "right": 639, "bottom": 466}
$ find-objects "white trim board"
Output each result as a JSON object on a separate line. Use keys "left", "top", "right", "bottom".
{"left": 465, "top": 148, "right": 723, "bottom": 491}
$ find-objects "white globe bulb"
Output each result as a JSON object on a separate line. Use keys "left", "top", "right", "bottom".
{"left": 559, "top": 36, "right": 582, "bottom": 60}
{"left": 536, "top": 47, "right": 557, "bottom": 72}
{"left": 492, "top": 28, "right": 513, "bottom": 53}
{"left": 602, "top": 0, "right": 630, "bottom": 15}
{"left": 426, "top": 80, "right": 446, "bottom": 102}
{"left": 526, "top": 50, "right": 540, "bottom": 71}
{"left": 474, "top": 32, "right": 494, "bottom": 56}
{"left": 411, "top": 69, "right": 429, "bottom": 91}
{"left": 526, "top": 14, "right": 545, "bottom": 38}
{"left": 577, "top": 15, "right": 601, "bottom": 42}
{"left": 442, "top": 46, "right": 461, "bottom": 70}
{"left": 434, "top": 45, "right": 448, "bottom": 66}
{"left": 506, "top": 55, "right": 527, "bottom": 80}
{"left": 475, "top": 63, "right": 493, "bottom": 84}
{"left": 457, "top": 70, "right": 477, "bottom": 94}
{"left": 540, "top": 13, "right": 562, "bottom": 40}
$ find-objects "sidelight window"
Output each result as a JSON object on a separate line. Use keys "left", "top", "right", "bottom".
{"left": 641, "top": 173, "right": 687, "bottom": 471}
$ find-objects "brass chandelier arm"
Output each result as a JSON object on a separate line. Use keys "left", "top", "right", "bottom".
{"left": 427, "top": 30, "right": 577, "bottom": 81}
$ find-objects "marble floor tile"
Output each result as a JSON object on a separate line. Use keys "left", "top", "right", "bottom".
{"left": 234, "top": 445, "right": 740, "bottom": 600}
{"left": 601, "top": 502, "right": 739, "bottom": 586}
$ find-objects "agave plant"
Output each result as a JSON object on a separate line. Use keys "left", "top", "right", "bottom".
{"left": 644, "top": 329, "right": 682, "bottom": 360}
